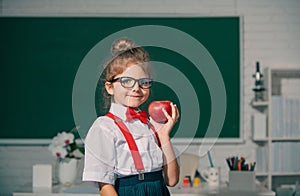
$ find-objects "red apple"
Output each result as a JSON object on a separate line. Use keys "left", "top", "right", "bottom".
{"left": 148, "top": 100, "right": 172, "bottom": 123}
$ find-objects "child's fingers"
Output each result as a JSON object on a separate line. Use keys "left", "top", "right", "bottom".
{"left": 162, "top": 102, "right": 179, "bottom": 122}
{"left": 169, "top": 102, "right": 179, "bottom": 121}
{"left": 173, "top": 104, "right": 180, "bottom": 122}
{"left": 162, "top": 108, "right": 172, "bottom": 120}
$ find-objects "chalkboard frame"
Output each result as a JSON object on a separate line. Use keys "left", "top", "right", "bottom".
{"left": 0, "top": 16, "right": 244, "bottom": 144}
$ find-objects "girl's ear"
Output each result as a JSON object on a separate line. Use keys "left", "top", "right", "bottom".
{"left": 105, "top": 82, "right": 114, "bottom": 95}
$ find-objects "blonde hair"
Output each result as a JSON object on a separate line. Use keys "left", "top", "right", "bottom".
{"left": 100, "top": 38, "right": 151, "bottom": 109}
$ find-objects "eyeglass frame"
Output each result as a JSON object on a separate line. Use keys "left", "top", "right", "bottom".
{"left": 108, "top": 76, "right": 153, "bottom": 89}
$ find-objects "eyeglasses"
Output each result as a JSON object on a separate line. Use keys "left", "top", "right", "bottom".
{"left": 109, "top": 76, "right": 153, "bottom": 89}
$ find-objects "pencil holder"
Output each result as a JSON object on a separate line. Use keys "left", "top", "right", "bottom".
{"left": 229, "top": 171, "right": 255, "bottom": 191}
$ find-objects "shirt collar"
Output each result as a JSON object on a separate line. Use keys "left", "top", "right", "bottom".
{"left": 109, "top": 103, "right": 142, "bottom": 122}
{"left": 108, "top": 103, "right": 127, "bottom": 121}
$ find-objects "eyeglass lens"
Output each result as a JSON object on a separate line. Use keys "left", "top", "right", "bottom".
{"left": 119, "top": 77, "right": 152, "bottom": 89}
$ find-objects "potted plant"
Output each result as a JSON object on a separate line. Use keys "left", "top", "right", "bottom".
{"left": 48, "top": 127, "right": 84, "bottom": 185}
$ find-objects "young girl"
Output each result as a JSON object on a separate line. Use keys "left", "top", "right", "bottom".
{"left": 83, "top": 38, "right": 180, "bottom": 196}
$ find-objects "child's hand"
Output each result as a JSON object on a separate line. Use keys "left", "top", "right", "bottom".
{"left": 150, "top": 102, "right": 179, "bottom": 144}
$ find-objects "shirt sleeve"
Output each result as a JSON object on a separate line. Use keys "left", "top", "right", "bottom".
{"left": 82, "top": 117, "right": 116, "bottom": 184}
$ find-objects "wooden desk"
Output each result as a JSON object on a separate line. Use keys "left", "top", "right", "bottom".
{"left": 14, "top": 183, "right": 275, "bottom": 196}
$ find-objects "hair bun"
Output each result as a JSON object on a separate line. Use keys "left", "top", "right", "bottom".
{"left": 111, "top": 38, "right": 135, "bottom": 55}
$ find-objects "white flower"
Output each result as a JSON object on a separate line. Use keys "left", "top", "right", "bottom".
{"left": 48, "top": 129, "right": 83, "bottom": 160}
{"left": 48, "top": 145, "right": 68, "bottom": 158}
{"left": 72, "top": 149, "right": 84, "bottom": 159}
{"left": 50, "top": 132, "right": 74, "bottom": 147}
{"left": 58, "top": 132, "right": 74, "bottom": 146}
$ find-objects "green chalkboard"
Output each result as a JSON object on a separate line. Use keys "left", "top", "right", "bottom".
{"left": 0, "top": 17, "right": 240, "bottom": 140}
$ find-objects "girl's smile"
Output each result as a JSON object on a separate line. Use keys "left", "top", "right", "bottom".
{"left": 127, "top": 94, "right": 143, "bottom": 98}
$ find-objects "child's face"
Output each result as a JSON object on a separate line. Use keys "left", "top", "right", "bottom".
{"left": 106, "top": 63, "right": 150, "bottom": 108}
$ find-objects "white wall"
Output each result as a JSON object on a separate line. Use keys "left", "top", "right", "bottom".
{"left": 1, "top": 0, "right": 300, "bottom": 195}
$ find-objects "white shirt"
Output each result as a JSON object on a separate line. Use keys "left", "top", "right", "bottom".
{"left": 82, "top": 103, "right": 163, "bottom": 185}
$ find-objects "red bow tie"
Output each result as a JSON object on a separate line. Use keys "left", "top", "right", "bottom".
{"left": 126, "top": 107, "right": 148, "bottom": 124}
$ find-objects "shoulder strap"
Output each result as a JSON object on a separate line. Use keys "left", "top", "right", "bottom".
{"left": 149, "top": 124, "right": 161, "bottom": 148}
{"left": 106, "top": 112, "right": 145, "bottom": 173}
